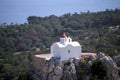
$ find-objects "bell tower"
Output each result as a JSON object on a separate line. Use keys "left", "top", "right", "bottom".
{"left": 60, "top": 33, "right": 67, "bottom": 45}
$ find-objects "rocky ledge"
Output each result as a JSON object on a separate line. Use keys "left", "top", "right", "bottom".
{"left": 33, "top": 53, "right": 120, "bottom": 80}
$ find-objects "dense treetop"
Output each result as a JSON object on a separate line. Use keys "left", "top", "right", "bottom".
{"left": 0, "top": 9, "right": 120, "bottom": 55}
{"left": 0, "top": 9, "right": 120, "bottom": 80}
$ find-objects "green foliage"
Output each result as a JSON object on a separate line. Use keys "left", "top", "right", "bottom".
{"left": 91, "top": 61, "right": 107, "bottom": 79}
{"left": 0, "top": 52, "right": 34, "bottom": 80}
{"left": 0, "top": 9, "right": 120, "bottom": 79}
{"left": 76, "top": 59, "right": 90, "bottom": 80}
{"left": 18, "top": 73, "right": 33, "bottom": 80}
{"left": 0, "top": 9, "right": 120, "bottom": 55}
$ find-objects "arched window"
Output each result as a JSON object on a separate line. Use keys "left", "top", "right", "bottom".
{"left": 69, "top": 39, "right": 71, "bottom": 42}
{"left": 68, "top": 50, "right": 70, "bottom": 53}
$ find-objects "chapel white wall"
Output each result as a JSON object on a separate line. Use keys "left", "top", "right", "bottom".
{"left": 51, "top": 44, "right": 61, "bottom": 58}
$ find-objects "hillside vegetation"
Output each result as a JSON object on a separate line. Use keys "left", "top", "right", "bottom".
{"left": 0, "top": 9, "right": 120, "bottom": 80}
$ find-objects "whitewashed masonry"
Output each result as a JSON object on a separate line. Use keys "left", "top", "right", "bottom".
{"left": 51, "top": 33, "right": 81, "bottom": 61}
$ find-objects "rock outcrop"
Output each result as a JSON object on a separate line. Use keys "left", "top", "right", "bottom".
{"left": 113, "top": 55, "right": 120, "bottom": 67}
{"left": 33, "top": 53, "right": 120, "bottom": 80}
{"left": 96, "top": 53, "right": 120, "bottom": 80}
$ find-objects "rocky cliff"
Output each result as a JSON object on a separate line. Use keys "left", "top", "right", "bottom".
{"left": 33, "top": 53, "right": 120, "bottom": 80}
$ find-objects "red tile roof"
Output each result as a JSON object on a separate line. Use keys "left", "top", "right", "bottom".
{"left": 60, "top": 33, "right": 67, "bottom": 38}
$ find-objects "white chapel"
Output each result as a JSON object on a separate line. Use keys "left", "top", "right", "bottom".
{"left": 51, "top": 33, "right": 81, "bottom": 61}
